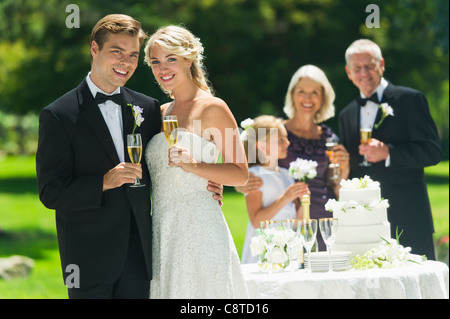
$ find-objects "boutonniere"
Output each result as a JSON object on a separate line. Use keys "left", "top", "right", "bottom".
{"left": 128, "top": 103, "right": 145, "bottom": 134}
{"left": 374, "top": 103, "right": 394, "bottom": 129}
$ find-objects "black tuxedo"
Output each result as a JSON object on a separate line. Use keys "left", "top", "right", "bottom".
{"left": 36, "top": 79, "right": 161, "bottom": 296}
{"left": 339, "top": 81, "right": 442, "bottom": 259}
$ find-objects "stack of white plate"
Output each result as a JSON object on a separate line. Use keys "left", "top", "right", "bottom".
{"left": 304, "top": 251, "right": 352, "bottom": 272}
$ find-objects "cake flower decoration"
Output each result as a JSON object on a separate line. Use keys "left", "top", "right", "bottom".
{"left": 374, "top": 103, "right": 394, "bottom": 129}
{"left": 351, "top": 228, "right": 425, "bottom": 270}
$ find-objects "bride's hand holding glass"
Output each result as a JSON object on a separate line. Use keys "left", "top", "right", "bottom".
{"left": 168, "top": 145, "right": 198, "bottom": 170}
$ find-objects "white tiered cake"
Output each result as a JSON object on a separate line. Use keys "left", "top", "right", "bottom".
{"left": 325, "top": 176, "right": 391, "bottom": 257}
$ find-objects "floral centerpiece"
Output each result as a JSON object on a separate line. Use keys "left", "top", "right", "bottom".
{"left": 250, "top": 226, "right": 302, "bottom": 270}
{"left": 288, "top": 158, "right": 318, "bottom": 182}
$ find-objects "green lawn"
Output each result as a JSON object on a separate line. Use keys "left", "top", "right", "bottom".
{"left": 0, "top": 156, "right": 448, "bottom": 298}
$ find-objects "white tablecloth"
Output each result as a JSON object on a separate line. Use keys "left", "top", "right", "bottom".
{"left": 242, "top": 261, "right": 449, "bottom": 299}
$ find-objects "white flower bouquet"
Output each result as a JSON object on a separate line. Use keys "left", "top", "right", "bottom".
{"left": 288, "top": 158, "right": 318, "bottom": 182}
{"left": 250, "top": 227, "right": 302, "bottom": 270}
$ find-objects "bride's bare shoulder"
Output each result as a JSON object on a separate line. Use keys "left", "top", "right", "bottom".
{"left": 200, "top": 96, "right": 230, "bottom": 116}
{"left": 160, "top": 102, "right": 174, "bottom": 116}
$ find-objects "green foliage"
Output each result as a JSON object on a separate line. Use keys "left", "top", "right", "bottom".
{"left": 0, "top": 0, "right": 448, "bottom": 158}
{"left": 0, "top": 110, "right": 38, "bottom": 156}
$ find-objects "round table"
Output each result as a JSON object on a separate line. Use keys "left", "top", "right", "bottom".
{"left": 241, "top": 260, "right": 449, "bottom": 299}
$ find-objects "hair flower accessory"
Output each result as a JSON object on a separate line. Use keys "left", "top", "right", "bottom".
{"left": 128, "top": 103, "right": 145, "bottom": 134}
{"left": 240, "top": 118, "right": 254, "bottom": 141}
{"left": 240, "top": 118, "right": 254, "bottom": 130}
{"left": 374, "top": 103, "right": 394, "bottom": 129}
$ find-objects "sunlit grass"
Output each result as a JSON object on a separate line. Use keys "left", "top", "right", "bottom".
{"left": 0, "top": 157, "right": 448, "bottom": 298}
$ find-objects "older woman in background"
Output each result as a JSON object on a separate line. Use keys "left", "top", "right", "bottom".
{"left": 239, "top": 65, "right": 350, "bottom": 251}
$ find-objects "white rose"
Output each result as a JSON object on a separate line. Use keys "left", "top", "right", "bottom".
{"left": 272, "top": 229, "right": 291, "bottom": 247}
{"left": 267, "top": 247, "right": 288, "bottom": 264}
{"left": 250, "top": 235, "right": 266, "bottom": 256}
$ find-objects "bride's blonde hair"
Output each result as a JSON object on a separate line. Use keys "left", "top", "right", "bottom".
{"left": 144, "top": 25, "right": 214, "bottom": 96}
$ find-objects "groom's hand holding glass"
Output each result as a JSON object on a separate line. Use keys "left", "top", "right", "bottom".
{"left": 102, "top": 162, "right": 142, "bottom": 191}
{"left": 359, "top": 138, "right": 390, "bottom": 164}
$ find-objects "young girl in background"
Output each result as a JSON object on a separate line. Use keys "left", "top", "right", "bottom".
{"left": 240, "top": 115, "right": 310, "bottom": 264}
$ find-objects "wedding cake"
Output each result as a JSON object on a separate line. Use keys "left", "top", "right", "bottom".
{"left": 325, "top": 176, "right": 391, "bottom": 257}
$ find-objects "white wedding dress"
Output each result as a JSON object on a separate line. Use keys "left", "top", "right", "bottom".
{"left": 145, "top": 131, "right": 248, "bottom": 299}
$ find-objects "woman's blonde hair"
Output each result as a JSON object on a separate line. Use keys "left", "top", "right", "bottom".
{"left": 144, "top": 25, "right": 213, "bottom": 96}
{"left": 283, "top": 64, "right": 335, "bottom": 123}
{"left": 243, "top": 115, "right": 284, "bottom": 167}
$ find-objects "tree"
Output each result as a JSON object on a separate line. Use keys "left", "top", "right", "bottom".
{"left": 0, "top": 0, "right": 448, "bottom": 156}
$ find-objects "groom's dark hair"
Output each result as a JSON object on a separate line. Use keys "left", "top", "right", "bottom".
{"left": 89, "top": 14, "right": 148, "bottom": 60}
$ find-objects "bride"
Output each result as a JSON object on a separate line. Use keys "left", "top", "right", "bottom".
{"left": 144, "top": 25, "right": 249, "bottom": 298}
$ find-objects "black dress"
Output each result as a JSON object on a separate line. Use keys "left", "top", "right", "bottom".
{"left": 278, "top": 124, "right": 337, "bottom": 251}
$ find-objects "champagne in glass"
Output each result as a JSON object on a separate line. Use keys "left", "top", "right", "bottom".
{"left": 325, "top": 137, "right": 340, "bottom": 182}
{"left": 163, "top": 115, "right": 178, "bottom": 147}
{"left": 359, "top": 127, "right": 372, "bottom": 167}
{"left": 127, "top": 133, "right": 145, "bottom": 187}
{"left": 319, "top": 218, "right": 338, "bottom": 272}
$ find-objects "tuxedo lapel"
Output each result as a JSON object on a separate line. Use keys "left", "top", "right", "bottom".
{"left": 122, "top": 90, "right": 135, "bottom": 162}
{"left": 373, "top": 106, "right": 383, "bottom": 131}
{"left": 77, "top": 80, "right": 120, "bottom": 165}
{"left": 373, "top": 82, "right": 394, "bottom": 134}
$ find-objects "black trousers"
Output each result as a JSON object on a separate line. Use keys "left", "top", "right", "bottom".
{"left": 68, "top": 214, "right": 150, "bottom": 299}
{"left": 400, "top": 232, "right": 436, "bottom": 261}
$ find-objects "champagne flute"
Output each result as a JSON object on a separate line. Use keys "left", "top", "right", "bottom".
{"left": 282, "top": 219, "right": 301, "bottom": 271}
{"left": 359, "top": 126, "right": 372, "bottom": 167}
{"left": 163, "top": 115, "right": 179, "bottom": 166}
{"left": 127, "top": 133, "right": 145, "bottom": 187}
{"left": 299, "top": 219, "right": 318, "bottom": 273}
{"left": 260, "top": 220, "right": 278, "bottom": 272}
{"left": 326, "top": 137, "right": 340, "bottom": 182}
{"left": 319, "top": 218, "right": 338, "bottom": 272}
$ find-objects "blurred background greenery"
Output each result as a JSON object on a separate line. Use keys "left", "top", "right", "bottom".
{"left": 0, "top": 0, "right": 448, "bottom": 158}
{"left": 0, "top": 0, "right": 448, "bottom": 298}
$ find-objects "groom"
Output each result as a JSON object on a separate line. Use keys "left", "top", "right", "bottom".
{"left": 338, "top": 39, "right": 442, "bottom": 259}
{"left": 36, "top": 14, "right": 222, "bottom": 298}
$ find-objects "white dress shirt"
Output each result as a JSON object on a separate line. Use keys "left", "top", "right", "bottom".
{"left": 359, "top": 77, "right": 390, "bottom": 166}
{"left": 86, "top": 73, "right": 125, "bottom": 163}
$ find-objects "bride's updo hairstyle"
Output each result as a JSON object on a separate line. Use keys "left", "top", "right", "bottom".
{"left": 144, "top": 25, "right": 214, "bottom": 96}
